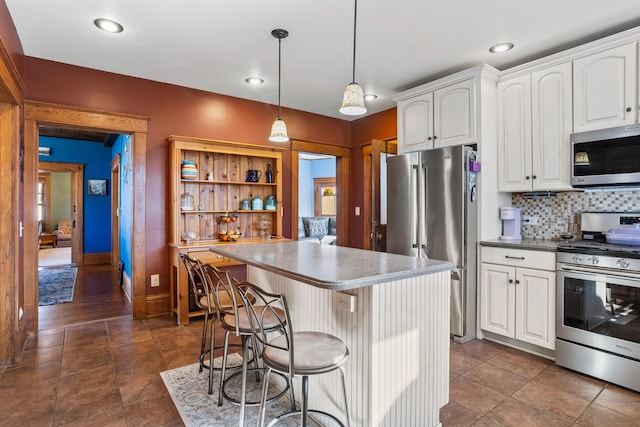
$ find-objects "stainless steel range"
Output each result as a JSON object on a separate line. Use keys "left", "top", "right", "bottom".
{"left": 556, "top": 212, "right": 640, "bottom": 392}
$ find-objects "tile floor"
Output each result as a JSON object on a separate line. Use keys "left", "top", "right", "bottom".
{"left": 442, "top": 339, "right": 640, "bottom": 426}
{"left": 2, "top": 315, "right": 640, "bottom": 426}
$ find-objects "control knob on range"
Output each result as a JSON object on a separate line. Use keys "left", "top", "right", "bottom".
{"left": 617, "top": 258, "right": 630, "bottom": 269}
{"left": 587, "top": 256, "right": 599, "bottom": 265}
{"left": 572, "top": 255, "right": 583, "bottom": 263}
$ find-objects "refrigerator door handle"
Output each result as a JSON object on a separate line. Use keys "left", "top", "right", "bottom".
{"left": 412, "top": 164, "right": 419, "bottom": 249}
{"left": 421, "top": 163, "right": 428, "bottom": 253}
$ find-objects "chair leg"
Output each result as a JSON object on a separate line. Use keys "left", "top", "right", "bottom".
{"left": 339, "top": 366, "right": 351, "bottom": 427}
{"left": 199, "top": 313, "right": 209, "bottom": 372}
{"left": 301, "top": 375, "right": 309, "bottom": 427}
{"left": 207, "top": 316, "right": 216, "bottom": 395}
{"left": 257, "top": 367, "right": 272, "bottom": 427}
{"left": 239, "top": 336, "right": 250, "bottom": 427}
{"left": 288, "top": 377, "right": 296, "bottom": 411}
{"left": 218, "top": 330, "right": 231, "bottom": 406}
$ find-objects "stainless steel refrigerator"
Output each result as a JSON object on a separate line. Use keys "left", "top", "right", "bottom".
{"left": 387, "top": 145, "right": 478, "bottom": 343}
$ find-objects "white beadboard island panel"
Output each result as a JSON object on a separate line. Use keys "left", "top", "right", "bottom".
{"left": 212, "top": 241, "right": 453, "bottom": 427}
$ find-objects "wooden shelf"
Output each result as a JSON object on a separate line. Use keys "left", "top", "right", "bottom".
{"left": 168, "top": 135, "right": 285, "bottom": 325}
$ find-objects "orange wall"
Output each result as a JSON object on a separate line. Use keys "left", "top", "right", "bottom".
{"left": 23, "top": 57, "right": 352, "bottom": 293}
{"left": 349, "top": 108, "right": 397, "bottom": 247}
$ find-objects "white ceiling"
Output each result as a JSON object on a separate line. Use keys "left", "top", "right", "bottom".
{"left": 6, "top": 1, "right": 640, "bottom": 121}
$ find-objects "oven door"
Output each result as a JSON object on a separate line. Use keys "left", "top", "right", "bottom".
{"left": 557, "top": 264, "right": 640, "bottom": 360}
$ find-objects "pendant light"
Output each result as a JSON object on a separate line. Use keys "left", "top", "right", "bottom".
{"left": 269, "top": 29, "right": 290, "bottom": 143}
{"left": 340, "top": 0, "right": 366, "bottom": 116}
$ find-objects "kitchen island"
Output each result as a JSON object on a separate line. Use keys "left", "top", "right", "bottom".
{"left": 210, "top": 241, "right": 454, "bottom": 427}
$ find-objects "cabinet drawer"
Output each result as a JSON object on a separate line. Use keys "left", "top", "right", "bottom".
{"left": 481, "top": 247, "right": 555, "bottom": 271}
{"left": 187, "top": 250, "right": 227, "bottom": 265}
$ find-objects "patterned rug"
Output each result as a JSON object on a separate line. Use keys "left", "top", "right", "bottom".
{"left": 38, "top": 265, "right": 77, "bottom": 306}
{"left": 160, "top": 354, "right": 301, "bottom": 427}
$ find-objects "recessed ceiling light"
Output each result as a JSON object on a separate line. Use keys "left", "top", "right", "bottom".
{"left": 489, "top": 42, "right": 514, "bottom": 53}
{"left": 245, "top": 77, "right": 264, "bottom": 85}
{"left": 364, "top": 94, "right": 378, "bottom": 101}
{"left": 94, "top": 18, "right": 124, "bottom": 33}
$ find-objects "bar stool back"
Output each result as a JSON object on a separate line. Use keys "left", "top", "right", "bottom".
{"left": 235, "top": 281, "right": 351, "bottom": 427}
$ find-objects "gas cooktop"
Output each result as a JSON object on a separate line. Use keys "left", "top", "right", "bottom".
{"left": 557, "top": 240, "right": 640, "bottom": 259}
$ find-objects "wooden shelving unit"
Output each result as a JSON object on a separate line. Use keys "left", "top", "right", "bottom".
{"left": 167, "top": 135, "right": 286, "bottom": 325}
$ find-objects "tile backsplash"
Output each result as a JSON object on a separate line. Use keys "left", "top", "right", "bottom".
{"left": 512, "top": 188, "right": 640, "bottom": 240}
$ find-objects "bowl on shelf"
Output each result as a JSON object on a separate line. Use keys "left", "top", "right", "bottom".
{"left": 181, "top": 231, "right": 199, "bottom": 242}
{"left": 219, "top": 231, "right": 241, "bottom": 242}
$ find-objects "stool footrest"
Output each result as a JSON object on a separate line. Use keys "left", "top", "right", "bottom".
{"left": 266, "top": 409, "right": 346, "bottom": 427}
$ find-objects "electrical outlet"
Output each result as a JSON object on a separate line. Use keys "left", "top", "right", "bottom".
{"left": 334, "top": 291, "right": 356, "bottom": 312}
{"left": 150, "top": 274, "right": 160, "bottom": 287}
{"left": 522, "top": 216, "right": 538, "bottom": 225}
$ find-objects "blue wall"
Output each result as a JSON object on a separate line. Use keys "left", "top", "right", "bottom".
{"left": 298, "top": 157, "right": 336, "bottom": 217}
{"left": 39, "top": 136, "right": 112, "bottom": 254}
{"left": 112, "top": 135, "right": 133, "bottom": 279}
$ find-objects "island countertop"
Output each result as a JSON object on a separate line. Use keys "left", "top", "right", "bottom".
{"left": 209, "top": 241, "right": 455, "bottom": 290}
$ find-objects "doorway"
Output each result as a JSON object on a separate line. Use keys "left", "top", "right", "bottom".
{"left": 290, "top": 140, "right": 350, "bottom": 246}
{"left": 23, "top": 101, "right": 148, "bottom": 333}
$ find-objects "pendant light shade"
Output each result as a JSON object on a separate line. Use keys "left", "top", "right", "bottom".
{"left": 340, "top": 0, "right": 366, "bottom": 116}
{"left": 269, "top": 119, "right": 289, "bottom": 143}
{"left": 269, "top": 29, "right": 290, "bottom": 142}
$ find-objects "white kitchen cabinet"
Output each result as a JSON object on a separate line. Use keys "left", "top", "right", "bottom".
{"left": 480, "top": 247, "right": 556, "bottom": 350}
{"left": 573, "top": 42, "right": 637, "bottom": 132}
{"left": 497, "top": 62, "right": 572, "bottom": 192}
{"left": 397, "top": 78, "right": 476, "bottom": 153}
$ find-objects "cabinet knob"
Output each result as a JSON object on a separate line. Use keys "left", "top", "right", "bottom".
{"left": 525, "top": 176, "right": 530, "bottom": 180}
{"left": 433, "top": 135, "right": 438, "bottom": 140}
{"left": 627, "top": 107, "right": 632, "bottom": 112}
{"left": 508, "top": 279, "right": 514, "bottom": 284}
{"left": 532, "top": 175, "right": 537, "bottom": 180}
{"left": 427, "top": 137, "right": 432, "bottom": 141}
{"left": 515, "top": 280, "right": 520, "bottom": 285}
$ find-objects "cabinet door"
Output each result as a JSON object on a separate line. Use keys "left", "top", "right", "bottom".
{"left": 531, "top": 63, "right": 573, "bottom": 191}
{"left": 497, "top": 75, "right": 532, "bottom": 192}
{"left": 515, "top": 267, "right": 556, "bottom": 350}
{"left": 480, "top": 263, "right": 515, "bottom": 338}
{"left": 573, "top": 42, "right": 637, "bottom": 132}
{"left": 397, "top": 92, "right": 433, "bottom": 153}
{"left": 434, "top": 79, "right": 476, "bottom": 148}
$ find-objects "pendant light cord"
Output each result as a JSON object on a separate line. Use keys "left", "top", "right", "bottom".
{"left": 351, "top": 0, "right": 358, "bottom": 84}
{"left": 277, "top": 37, "right": 282, "bottom": 119}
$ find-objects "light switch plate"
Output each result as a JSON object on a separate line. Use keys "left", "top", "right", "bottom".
{"left": 150, "top": 274, "right": 160, "bottom": 287}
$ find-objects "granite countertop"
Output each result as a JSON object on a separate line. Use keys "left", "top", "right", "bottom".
{"left": 209, "top": 241, "right": 455, "bottom": 291}
{"left": 480, "top": 238, "right": 563, "bottom": 252}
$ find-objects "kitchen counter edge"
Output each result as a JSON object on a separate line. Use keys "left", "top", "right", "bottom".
{"left": 480, "top": 238, "right": 562, "bottom": 252}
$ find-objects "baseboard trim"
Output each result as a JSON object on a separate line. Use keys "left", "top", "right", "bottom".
{"left": 146, "top": 293, "right": 171, "bottom": 317}
{"left": 83, "top": 252, "right": 111, "bottom": 265}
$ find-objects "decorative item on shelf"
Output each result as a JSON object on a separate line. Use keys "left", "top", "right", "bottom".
{"left": 218, "top": 230, "right": 241, "bottom": 242}
{"left": 265, "top": 195, "right": 276, "bottom": 210}
{"left": 240, "top": 198, "right": 251, "bottom": 210}
{"left": 217, "top": 213, "right": 238, "bottom": 224}
{"left": 180, "top": 231, "right": 199, "bottom": 242}
{"left": 251, "top": 196, "right": 264, "bottom": 210}
{"left": 255, "top": 215, "right": 272, "bottom": 238}
{"left": 181, "top": 160, "right": 198, "bottom": 180}
{"left": 206, "top": 172, "right": 214, "bottom": 181}
{"left": 180, "top": 192, "right": 195, "bottom": 211}
{"left": 246, "top": 169, "right": 262, "bottom": 182}
{"left": 266, "top": 162, "right": 274, "bottom": 183}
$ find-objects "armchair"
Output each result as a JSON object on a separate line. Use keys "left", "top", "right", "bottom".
{"left": 52, "top": 219, "right": 73, "bottom": 247}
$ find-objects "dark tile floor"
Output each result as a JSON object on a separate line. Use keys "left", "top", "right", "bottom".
{"left": 442, "top": 339, "right": 640, "bottom": 426}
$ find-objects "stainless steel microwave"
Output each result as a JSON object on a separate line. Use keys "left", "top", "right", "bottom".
{"left": 571, "top": 124, "right": 640, "bottom": 187}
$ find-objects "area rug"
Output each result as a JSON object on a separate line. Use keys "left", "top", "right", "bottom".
{"left": 160, "top": 354, "right": 300, "bottom": 427}
{"left": 38, "top": 265, "right": 77, "bottom": 306}
{"left": 39, "top": 247, "right": 72, "bottom": 267}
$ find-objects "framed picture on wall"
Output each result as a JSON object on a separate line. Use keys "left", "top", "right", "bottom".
{"left": 88, "top": 179, "right": 108, "bottom": 196}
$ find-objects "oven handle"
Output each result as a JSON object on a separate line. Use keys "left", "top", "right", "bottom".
{"left": 558, "top": 264, "right": 640, "bottom": 281}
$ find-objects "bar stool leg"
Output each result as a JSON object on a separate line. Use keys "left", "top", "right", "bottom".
{"left": 257, "top": 368, "right": 272, "bottom": 427}
{"left": 339, "top": 366, "right": 351, "bottom": 427}
{"left": 301, "top": 375, "right": 309, "bottom": 427}
{"left": 218, "top": 330, "right": 232, "bottom": 406}
{"left": 239, "top": 336, "right": 251, "bottom": 427}
{"left": 199, "top": 313, "right": 209, "bottom": 372}
{"left": 207, "top": 315, "right": 216, "bottom": 395}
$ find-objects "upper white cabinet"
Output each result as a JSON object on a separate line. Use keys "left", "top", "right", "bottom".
{"left": 396, "top": 70, "right": 487, "bottom": 153}
{"left": 573, "top": 42, "right": 638, "bottom": 132}
{"left": 498, "top": 62, "right": 572, "bottom": 192}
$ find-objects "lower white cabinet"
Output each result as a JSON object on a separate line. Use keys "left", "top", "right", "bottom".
{"left": 480, "top": 247, "right": 556, "bottom": 350}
